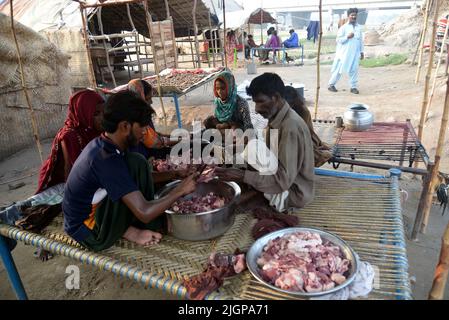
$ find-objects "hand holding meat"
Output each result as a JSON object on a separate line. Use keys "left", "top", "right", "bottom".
{"left": 347, "top": 32, "right": 354, "bottom": 39}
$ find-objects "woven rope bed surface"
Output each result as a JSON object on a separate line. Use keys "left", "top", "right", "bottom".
{"left": 0, "top": 174, "right": 411, "bottom": 300}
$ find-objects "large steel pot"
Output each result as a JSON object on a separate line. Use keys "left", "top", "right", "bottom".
{"left": 155, "top": 179, "right": 241, "bottom": 241}
{"left": 343, "top": 103, "right": 373, "bottom": 131}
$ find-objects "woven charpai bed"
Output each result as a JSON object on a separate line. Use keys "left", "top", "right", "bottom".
{"left": 0, "top": 170, "right": 412, "bottom": 300}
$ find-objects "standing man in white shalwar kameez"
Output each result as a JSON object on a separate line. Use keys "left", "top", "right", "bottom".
{"left": 328, "top": 8, "right": 364, "bottom": 94}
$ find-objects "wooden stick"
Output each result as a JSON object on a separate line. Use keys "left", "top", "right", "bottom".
{"left": 158, "top": 21, "right": 168, "bottom": 69}
{"left": 127, "top": 3, "right": 143, "bottom": 78}
{"left": 208, "top": 14, "right": 216, "bottom": 67}
{"left": 222, "top": 0, "right": 227, "bottom": 69}
{"left": 97, "top": 7, "right": 117, "bottom": 87}
{"left": 412, "top": 0, "right": 428, "bottom": 66}
{"left": 188, "top": 32, "right": 195, "bottom": 68}
{"left": 260, "top": 8, "right": 263, "bottom": 45}
{"left": 415, "top": 0, "right": 433, "bottom": 84}
{"left": 79, "top": 4, "right": 97, "bottom": 88}
{"left": 9, "top": 0, "right": 44, "bottom": 164}
{"left": 425, "top": 20, "right": 449, "bottom": 122}
{"left": 411, "top": 162, "right": 435, "bottom": 240}
{"left": 313, "top": 0, "right": 323, "bottom": 121}
{"left": 89, "top": 32, "right": 137, "bottom": 40}
{"left": 164, "top": 0, "right": 170, "bottom": 19}
{"left": 143, "top": 0, "right": 168, "bottom": 130}
{"left": 417, "top": 0, "right": 440, "bottom": 147}
{"left": 428, "top": 75, "right": 449, "bottom": 298}
{"left": 192, "top": 0, "right": 201, "bottom": 68}
{"left": 429, "top": 218, "right": 449, "bottom": 299}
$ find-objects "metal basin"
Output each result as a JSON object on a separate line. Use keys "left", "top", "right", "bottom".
{"left": 246, "top": 227, "right": 359, "bottom": 298}
{"left": 155, "top": 179, "right": 241, "bottom": 241}
{"left": 343, "top": 103, "right": 373, "bottom": 131}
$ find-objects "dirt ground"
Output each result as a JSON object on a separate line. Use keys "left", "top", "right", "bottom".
{"left": 1, "top": 51, "right": 449, "bottom": 300}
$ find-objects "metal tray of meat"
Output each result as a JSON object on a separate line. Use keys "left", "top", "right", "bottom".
{"left": 246, "top": 227, "right": 359, "bottom": 298}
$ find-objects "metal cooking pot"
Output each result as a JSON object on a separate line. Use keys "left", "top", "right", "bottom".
{"left": 343, "top": 103, "right": 373, "bottom": 131}
{"left": 155, "top": 179, "right": 241, "bottom": 241}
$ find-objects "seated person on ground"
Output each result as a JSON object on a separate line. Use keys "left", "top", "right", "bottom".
{"left": 203, "top": 70, "right": 253, "bottom": 133}
{"left": 62, "top": 91, "right": 197, "bottom": 251}
{"left": 284, "top": 86, "right": 332, "bottom": 167}
{"left": 36, "top": 89, "right": 104, "bottom": 194}
{"left": 215, "top": 73, "right": 315, "bottom": 212}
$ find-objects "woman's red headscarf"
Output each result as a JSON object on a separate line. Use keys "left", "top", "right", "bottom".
{"left": 36, "top": 89, "right": 104, "bottom": 194}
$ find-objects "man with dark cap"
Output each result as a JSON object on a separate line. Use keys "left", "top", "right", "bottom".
{"left": 328, "top": 8, "right": 364, "bottom": 94}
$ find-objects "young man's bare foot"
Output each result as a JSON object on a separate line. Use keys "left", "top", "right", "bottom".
{"left": 123, "top": 226, "right": 162, "bottom": 246}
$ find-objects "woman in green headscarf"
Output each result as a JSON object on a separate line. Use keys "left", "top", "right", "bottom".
{"left": 204, "top": 70, "right": 253, "bottom": 131}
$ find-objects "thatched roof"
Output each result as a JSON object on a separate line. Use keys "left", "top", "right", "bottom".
{"left": 0, "top": 0, "right": 221, "bottom": 37}
{"left": 246, "top": 8, "right": 276, "bottom": 25}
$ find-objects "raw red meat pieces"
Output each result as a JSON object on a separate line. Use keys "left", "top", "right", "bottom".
{"left": 170, "top": 192, "right": 226, "bottom": 214}
{"left": 257, "top": 231, "right": 350, "bottom": 293}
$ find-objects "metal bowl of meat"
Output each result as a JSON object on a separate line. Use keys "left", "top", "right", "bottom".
{"left": 246, "top": 227, "right": 359, "bottom": 298}
{"left": 155, "top": 179, "right": 241, "bottom": 241}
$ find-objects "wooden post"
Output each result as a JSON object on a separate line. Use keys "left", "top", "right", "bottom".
{"left": 126, "top": 4, "right": 143, "bottom": 78}
{"left": 313, "top": 0, "right": 323, "bottom": 121}
{"left": 143, "top": 0, "right": 168, "bottom": 130}
{"left": 428, "top": 76, "right": 449, "bottom": 298}
{"left": 260, "top": 9, "right": 264, "bottom": 45}
{"left": 9, "top": 0, "right": 44, "bottom": 164}
{"left": 164, "top": 0, "right": 170, "bottom": 19}
{"left": 170, "top": 17, "right": 178, "bottom": 68}
{"left": 97, "top": 7, "right": 117, "bottom": 87}
{"left": 222, "top": 0, "right": 227, "bottom": 68}
{"left": 79, "top": 4, "right": 97, "bottom": 88}
{"left": 202, "top": 31, "right": 211, "bottom": 67}
{"left": 158, "top": 21, "right": 168, "bottom": 69}
{"left": 208, "top": 14, "right": 216, "bottom": 67}
{"left": 188, "top": 31, "right": 195, "bottom": 67}
{"left": 412, "top": 0, "right": 428, "bottom": 66}
{"left": 415, "top": 0, "right": 433, "bottom": 84}
{"left": 425, "top": 19, "right": 449, "bottom": 122}
{"left": 192, "top": 0, "right": 201, "bottom": 68}
{"left": 429, "top": 220, "right": 449, "bottom": 299}
{"left": 411, "top": 162, "right": 435, "bottom": 240}
{"left": 417, "top": 0, "right": 440, "bottom": 145}
{"left": 422, "top": 67, "right": 449, "bottom": 233}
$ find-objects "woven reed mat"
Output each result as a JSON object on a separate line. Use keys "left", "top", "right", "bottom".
{"left": 0, "top": 174, "right": 411, "bottom": 300}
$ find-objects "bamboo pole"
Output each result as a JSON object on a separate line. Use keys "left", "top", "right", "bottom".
{"left": 97, "top": 7, "right": 117, "bottom": 87}
{"left": 411, "top": 162, "right": 435, "bottom": 240}
{"left": 208, "top": 14, "right": 216, "bottom": 67}
{"left": 260, "top": 8, "right": 263, "bottom": 45}
{"left": 170, "top": 17, "right": 178, "bottom": 68}
{"left": 415, "top": 0, "right": 433, "bottom": 84}
{"left": 412, "top": 0, "right": 428, "bottom": 66}
{"left": 158, "top": 21, "right": 168, "bottom": 69}
{"left": 192, "top": 0, "right": 201, "bottom": 68}
{"left": 424, "top": 20, "right": 449, "bottom": 122}
{"left": 164, "top": 0, "right": 170, "bottom": 19}
{"left": 9, "top": 0, "right": 44, "bottom": 164}
{"left": 429, "top": 218, "right": 449, "bottom": 299}
{"left": 188, "top": 32, "right": 195, "bottom": 68}
{"left": 222, "top": 0, "right": 227, "bottom": 69}
{"left": 313, "top": 0, "right": 323, "bottom": 121}
{"left": 79, "top": 4, "right": 97, "bottom": 88}
{"left": 143, "top": 0, "right": 168, "bottom": 130}
{"left": 417, "top": 0, "right": 440, "bottom": 150}
{"left": 428, "top": 76, "right": 449, "bottom": 299}
{"left": 126, "top": 3, "right": 143, "bottom": 78}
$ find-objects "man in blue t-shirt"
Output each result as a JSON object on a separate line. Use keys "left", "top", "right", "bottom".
{"left": 63, "top": 91, "right": 197, "bottom": 251}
